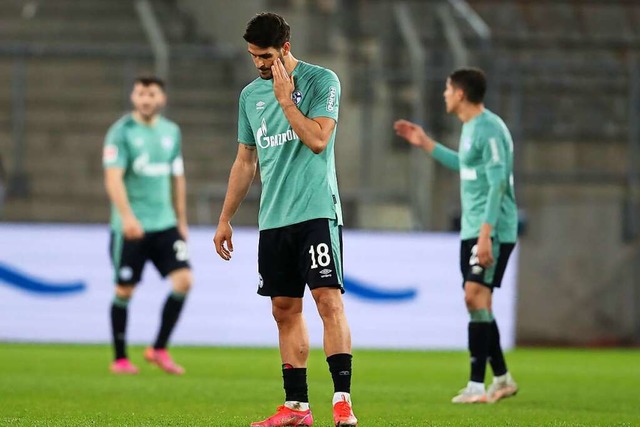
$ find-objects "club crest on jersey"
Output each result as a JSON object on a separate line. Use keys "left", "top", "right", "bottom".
{"left": 291, "top": 90, "right": 302, "bottom": 105}
{"left": 162, "top": 136, "right": 174, "bottom": 151}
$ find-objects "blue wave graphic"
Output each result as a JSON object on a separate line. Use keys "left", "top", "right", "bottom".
{"left": 344, "top": 276, "right": 417, "bottom": 302}
{"left": 0, "top": 262, "right": 86, "bottom": 295}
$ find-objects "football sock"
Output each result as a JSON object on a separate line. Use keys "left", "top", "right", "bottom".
{"left": 282, "top": 364, "right": 309, "bottom": 403}
{"left": 469, "top": 309, "right": 491, "bottom": 383}
{"left": 111, "top": 296, "right": 130, "bottom": 360}
{"left": 327, "top": 353, "right": 352, "bottom": 393}
{"left": 489, "top": 319, "right": 508, "bottom": 376}
{"left": 153, "top": 291, "right": 187, "bottom": 349}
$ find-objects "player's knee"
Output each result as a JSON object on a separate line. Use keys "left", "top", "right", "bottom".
{"left": 314, "top": 291, "right": 344, "bottom": 319}
{"left": 171, "top": 269, "right": 192, "bottom": 294}
{"left": 272, "top": 299, "right": 301, "bottom": 323}
{"left": 115, "top": 285, "right": 134, "bottom": 299}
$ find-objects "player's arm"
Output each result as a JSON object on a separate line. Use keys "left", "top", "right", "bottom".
{"left": 104, "top": 168, "right": 144, "bottom": 239}
{"left": 213, "top": 143, "right": 258, "bottom": 260}
{"left": 478, "top": 135, "right": 508, "bottom": 267}
{"left": 172, "top": 173, "right": 188, "bottom": 240}
{"left": 271, "top": 58, "right": 334, "bottom": 154}
{"left": 393, "top": 119, "right": 459, "bottom": 170}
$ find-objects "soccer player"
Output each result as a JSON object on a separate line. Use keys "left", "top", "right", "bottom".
{"left": 103, "top": 76, "right": 192, "bottom": 375}
{"left": 213, "top": 12, "right": 358, "bottom": 427}
{"left": 394, "top": 67, "right": 519, "bottom": 403}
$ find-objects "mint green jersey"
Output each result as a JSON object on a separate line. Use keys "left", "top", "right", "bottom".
{"left": 102, "top": 114, "right": 183, "bottom": 232}
{"left": 238, "top": 61, "right": 342, "bottom": 230}
{"left": 432, "top": 109, "right": 518, "bottom": 242}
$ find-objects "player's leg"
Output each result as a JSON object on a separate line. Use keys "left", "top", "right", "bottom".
{"left": 145, "top": 227, "right": 191, "bottom": 375}
{"left": 452, "top": 238, "right": 498, "bottom": 403}
{"left": 251, "top": 225, "right": 314, "bottom": 427}
{"left": 487, "top": 243, "right": 518, "bottom": 402}
{"left": 306, "top": 219, "right": 357, "bottom": 426}
{"left": 109, "top": 231, "right": 146, "bottom": 374}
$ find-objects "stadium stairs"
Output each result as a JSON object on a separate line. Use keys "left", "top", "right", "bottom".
{"left": 0, "top": 0, "right": 255, "bottom": 225}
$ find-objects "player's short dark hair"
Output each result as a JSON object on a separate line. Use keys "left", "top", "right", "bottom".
{"left": 134, "top": 75, "right": 165, "bottom": 90}
{"left": 243, "top": 12, "right": 291, "bottom": 49}
{"left": 449, "top": 67, "right": 486, "bottom": 104}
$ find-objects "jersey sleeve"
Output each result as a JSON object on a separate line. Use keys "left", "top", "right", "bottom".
{"left": 308, "top": 69, "right": 340, "bottom": 122}
{"left": 480, "top": 124, "right": 508, "bottom": 227}
{"left": 237, "top": 87, "right": 256, "bottom": 145}
{"left": 432, "top": 143, "right": 460, "bottom": 171}
{"left": 102, "top": 124, "right": 128, "bottom": 169}
{"left": 171, "top": 125, "right": 185, "bottom": 176}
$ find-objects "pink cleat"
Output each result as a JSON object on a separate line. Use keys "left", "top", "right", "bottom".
{"left": 144, "top": 347, "right": 185, "bottom": 375}
{"left": 250, "top": 405, "right": 314, "bottom": 427}
{"left": 333, "top": 396, "right": 358, "bottom": 427}
{"left": 110, "top": 358, "right": 139, "bottom": 375}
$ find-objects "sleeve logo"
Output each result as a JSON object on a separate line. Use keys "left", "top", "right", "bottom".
{"left": 326, "top": 86, "right": 336, "bottom": 112}
{"left": 103, "top": 145, "right": 118, "bottom": 163}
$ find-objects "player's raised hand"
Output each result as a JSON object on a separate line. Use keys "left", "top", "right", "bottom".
{"left": 213, "top": 221, "right": 234, "bottom": 261}
{"left": 271, "top": 57, "right": 294, "bottom": 105}
{"left": 122, "top": 214, "right": 144, "bottom": 240}
{"left": 393, "top": 119, "right": 434, "bottom": 151}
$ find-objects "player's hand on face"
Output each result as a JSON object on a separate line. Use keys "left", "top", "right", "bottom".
{"left": 393, "top": 119, "right": 427, "bottom": 148}
{"left": 477, "top": 235, "right": 494, "bottom": 267}
{"left": 123, "top": 215, "right": 144, "bottom": 240}
{"left": 271, "top": 58, "right": 295, "bottom": 105}
{"left": 213, "top": 221, "right": 234, "bottom": 261}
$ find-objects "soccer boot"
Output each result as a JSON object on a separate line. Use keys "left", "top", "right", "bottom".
{"left": 333, "top": 395, "right": 358, "bottom": 427}
{"left": 144, "top": 347, "right": 185, "bottom": 375}
{"left": 451, "top": 384, "right": 488, "bottom": 403}
{"left": 488, "top": 374, "right": 518, "bottom": 403}
{"left": 110, "top": 358, "right": 139, "bottom": 375}
{"left": 250, "top": 405, "right": 313, "bottom": 427}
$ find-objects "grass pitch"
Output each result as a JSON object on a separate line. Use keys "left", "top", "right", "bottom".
{"left": 0, "top": 344, "right": 638, "bottom": 426}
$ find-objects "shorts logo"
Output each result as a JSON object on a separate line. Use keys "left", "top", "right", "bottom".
{"left": 119, "top": 266, "right": 133, "bottom": 281}
{"left": 319, "top": 268, "right": 332, "bottom": 278}
{"left": 291, "top": 90, "right": 302, "bottom": 105}
{"left": 472, "top": 265, "right": 483, "bottom": 275}
{"left": 258, "top": 274, "right": 264, "bottom": 289}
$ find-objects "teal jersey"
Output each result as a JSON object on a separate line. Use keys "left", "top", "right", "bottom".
{"left": 237, "top": 61, "right": 342, "bottom": 230}
{"left": 102, "top": 114, "right": 183, "bottom": 232}
{"left": 433, "top": 109, "right": 518, "bottom": 242}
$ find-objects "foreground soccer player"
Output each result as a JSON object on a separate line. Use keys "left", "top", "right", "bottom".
{"left": 394, "top": 68, "right": 519, "bottom": 403}
{"left": 103, "top": 76, "right": 192, "bottom": 375}
{"left": 213, "top": 12, "right": 357, "bottom": 427}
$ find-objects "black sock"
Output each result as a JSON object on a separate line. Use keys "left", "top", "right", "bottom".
{"left": 327, "top": 353, "right": 352, "bottom": 393}
{"left": 489, "top": 320, "right": 508, "bottom": 376}
{"left": 111, "top": 297, "right": 129, "bottom": 360}
{"left": 468, "top": 322, "right": 490, "bottom": 383}
{"left": 154, "top": 292, "right": 186, "bottom": 349}
{"left": 282, "top": 365, "right": 308, "bottom": 402}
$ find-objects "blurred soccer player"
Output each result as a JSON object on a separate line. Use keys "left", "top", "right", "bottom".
{"left": 213, "top": 12, "right": 358, "bottom": 427}
{"left": 103, "top": 76, "right": 192, "bottom": 375}
{"left": 394, "top": 68, "right": 519, "bottom": 403}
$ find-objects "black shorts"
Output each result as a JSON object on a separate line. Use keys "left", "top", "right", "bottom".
{"left": 460, "top": 238, "right": 515, "bottom": 289}
{"left": 258, "top": 218, "right": 344, "bottom": 298}
{"left": 109, "top": 226, "right": 190, "bottom": 285}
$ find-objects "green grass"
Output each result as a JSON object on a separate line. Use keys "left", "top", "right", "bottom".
{"left": 0, "top": 344, "right": 638, "bottom": 426}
